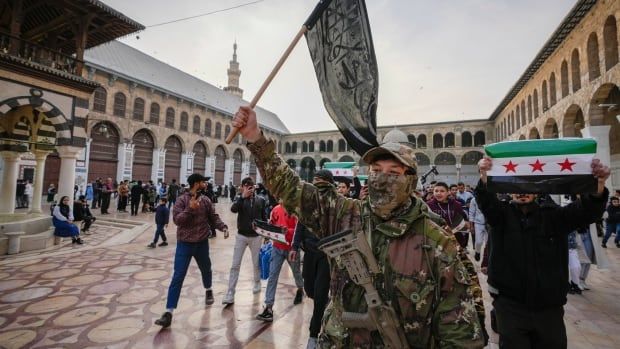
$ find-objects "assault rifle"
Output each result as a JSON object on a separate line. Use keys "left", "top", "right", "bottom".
{"left": 318, "top": 230, "right": 410, "bottom": 349}
{"left": 420, "top": 165, "right": 439, "bottom": 185}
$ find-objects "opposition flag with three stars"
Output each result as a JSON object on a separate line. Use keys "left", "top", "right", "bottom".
{"left": 484, "top": 138, "right": 598, "bottom": 194}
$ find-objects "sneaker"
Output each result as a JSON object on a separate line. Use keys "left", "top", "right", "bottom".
{"left": 222, "top": 292, "right": 234, "bottom": 305}
{"left": 306, "top": 337, "right": 318, "bottom": 349}
{"left": 578, "top": 280, "right": 590, "bottom": 291}
{"left": 569, "top": 282, "right": 582, "bottom": 295}
{"left": 147, "top": 243, "right": 156, "bottom": 248}
{"left": 75, "top": 238, "right": 84, "bottom": 245}
{"left": 205, "top": 290, "right": 214, "bottom": 305}
{"left": 158, "top": 241, "right": 168, "bottom": 247}
{"left": 155, "top": 311, "right": 172, "bottom": 328}
{"left": 474, "top": 252, "right": 480, "bottom": 262}
{"left": 602, "top": 243, "right": 607, "bottom": 248}
{"left": 293, "top": 288, "right": 303, "bottom": 305}
{"left": 256, "top": 307, "right": 273, "bottom": 322}
{"left": 252, "top": 281, "right": 261, "bottom": 294}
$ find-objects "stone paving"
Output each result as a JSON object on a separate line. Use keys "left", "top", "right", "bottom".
{"left": 0, "top": 198, "right": 619, "bottom": 348}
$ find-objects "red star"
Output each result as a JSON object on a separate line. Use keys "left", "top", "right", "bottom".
{"left": 502, "top": 161, "right": 518, "bottom": 173}
{"left": 557, "top": 158, "right": 576, "bottom": 172}
{"left": 529, "top": 159, "right": 546, "bottom": 172}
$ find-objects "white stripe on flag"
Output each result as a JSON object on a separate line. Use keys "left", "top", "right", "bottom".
{"left": 328, "top": 169, "right": 354, "bottom": 176}
{"left": 488, "top": 154, "right": 593, "bottom": 176}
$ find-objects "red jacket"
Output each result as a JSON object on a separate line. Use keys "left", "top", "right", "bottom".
{"left": 269, "top": 204, "right": 297, "bottom": 251}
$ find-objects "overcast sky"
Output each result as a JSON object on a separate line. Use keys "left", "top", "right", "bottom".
{"left": 100, "top": 0, "right": 575, "bottom": 133}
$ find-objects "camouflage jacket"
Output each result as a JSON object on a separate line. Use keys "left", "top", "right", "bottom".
{"left": 248, "top": 137, "right": 484, "bottom": 349}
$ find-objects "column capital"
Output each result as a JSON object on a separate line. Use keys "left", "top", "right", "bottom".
{"left": 0, "top": 151, "right": 22, "bottom": 161}
{"left": 56, "top": 145, "right": 83, "bottom": 159}
{"left": 32, "top": 149, "right": 51, "bottom": 161}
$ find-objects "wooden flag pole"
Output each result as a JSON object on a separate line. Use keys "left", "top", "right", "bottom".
{"left": 225, "top": 26, "right": 308, "bottom": 144}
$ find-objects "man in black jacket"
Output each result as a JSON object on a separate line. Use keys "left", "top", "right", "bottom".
{"left": 73, "top": 195, "right": 96, "bottom": 234}
{"left": 222, "top": 176, "right": 267, "bottom": 305}
{"left": 476, "top": 157, "right": 610, "bottom": 349}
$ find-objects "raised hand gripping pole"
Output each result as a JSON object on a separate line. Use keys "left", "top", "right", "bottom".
{"left": 225, "top": 0, "right": 333, "bottom": 144}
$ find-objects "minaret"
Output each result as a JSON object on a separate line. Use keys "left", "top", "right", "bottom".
{"left": 223, "top": 42, "right": 244, "bottom": 98}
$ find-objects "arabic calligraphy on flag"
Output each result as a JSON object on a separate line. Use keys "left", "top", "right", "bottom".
{"left": 485, "top": 138, "right": 597, "bottom": 194}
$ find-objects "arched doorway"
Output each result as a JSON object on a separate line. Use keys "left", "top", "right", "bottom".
{"left": 415, "top": 153, "right": 430, "bottom": 166}
{"left": 339, "top": 155, "right": 355, "bottom": 162}
{"left": 319, "top": 158, "right": 331, "bottom": 168}
{"left": 562, "top": 104, "right": 585, "bottom": 137}
{"left": 529, "top": 127, "right": 541, "bottom": 140}
{"left": 193, "top": 142, "right": 208, "bottom": 176}
{"left": 543, "top": 118, "right": 559, "bottom": 139}
{"left": 164, "top": 136, "right": 182, "bottom": 183}
{"left": 214, "top": 146, "right": 227, "bottom": 185}
{"left": 461, "top": 151, "right": 484, "bottom": 165}
{"left": 589, "top": 84, "right": 620, "bottom": 168}
{"left": 88, "top": 121, "right": 120, "bottom": 181}
{"left": 233, "top": 149, "right": 243, "bottom": 185}
{"left": 434, "top": 152, "right": 457, "bottom": 166}
{"left": 132, "top": 129, "right": 155, "bottom": 181}
{"left": 300, "top": 157, "right": 316, "bottom": 182}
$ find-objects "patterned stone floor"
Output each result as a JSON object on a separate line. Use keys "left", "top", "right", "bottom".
{"left": 1, "top": 197, "right": 619, "bottom": 348}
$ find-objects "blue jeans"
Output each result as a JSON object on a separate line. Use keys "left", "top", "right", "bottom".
{"left": 153, "top": 224, "right": 167, "bottom": 243}
{"left": 165, "top": 240, "right": 212, "bottom": 309}
{"left": 265, "top": 248, "right": 303, "bottom": 306}
{"left": 603, "top": 222, "right": 620, "bottom": 244}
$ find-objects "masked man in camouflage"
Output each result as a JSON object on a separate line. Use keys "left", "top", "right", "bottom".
{"left": 233, "top": 106, "right": 484, "bottom": 348}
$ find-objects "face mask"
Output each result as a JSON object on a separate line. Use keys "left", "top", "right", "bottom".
{"left": 368, "top": 172, "right": 415, "bottom": 219}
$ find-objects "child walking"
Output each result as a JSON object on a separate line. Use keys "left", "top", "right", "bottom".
{"left": 148, "top": 197, "right": 169, "bottom": 248}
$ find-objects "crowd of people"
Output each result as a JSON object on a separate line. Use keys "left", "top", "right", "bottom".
{"left": 35, "top": 105, "right": 620, "bottom": 349}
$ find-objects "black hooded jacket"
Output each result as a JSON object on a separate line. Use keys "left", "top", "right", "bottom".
{"left": 475, "top": 181, "right": 608, "bottom": 309}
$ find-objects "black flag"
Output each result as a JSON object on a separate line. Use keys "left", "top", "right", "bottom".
{"left": 305, "top": 0, "right": 379, "bottom": 156}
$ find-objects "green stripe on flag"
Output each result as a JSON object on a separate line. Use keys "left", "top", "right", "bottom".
{"left": 484, "top": 138, "right": 596, "bottom": 158}
{"left": 323, "top": 162, "right": 356, "bottom": 169}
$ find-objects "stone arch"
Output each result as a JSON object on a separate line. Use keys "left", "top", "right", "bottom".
{"left": 326, "top": 140, "right": 334, "bottom": 152}
{"left": 149, "top": 102, "right": 160, "bottom": 125}
{"left": 604, "top": 15, "right": 619, "bottom": 70}
{"left": 543, "top": 118, "right": 559, "bottom": 139}
{"left": 339, "top": 155, "right": 355, "bottom": 162}
{"left": 445, "top": 132, "right": 455, "bottom": 147}
{"left": 549, "top": 72, "right": 557, "bottom": 106}
{"left": 309, "top": 141, "right": 315, "bottom": 152}
{"left": 291, "top": 141, "right": 298, "bottom": 153}
{"left": 461, "top": 151, "right": 484, "bottom": 165}
{"left": 528, "top": 127, "right": 540, "bottom": 140}
{"left": 474, "top": 131, "right": 486, "bottom": 146}
{"left": 132, "top": 129, "right": 155, "bottom": 181}
{"left": 132, "top": 97, "right": 145, "bottom": 121}
{"left": 434, "top": 152, "right": 456, "bottom": 166}
{"left": 527, "top": 95, "right": 533, "bottom": 122}
{"left": 561, "top": 60, "right": 570, "bottom": 98}
{"left": 192, "top": 115, "right": 201, "bottom": 134}
{"left": 164, "top": 135, "right": 183, "bottom": 182}
{"left": 518, "top": 135, "right": 526, "bottom": 140}
{"left": 562, "top": 104, "right": 585, "bottom": 137}
{"left": 204, "top": 119, "right": 212, "bottom": 137}
{"left": 542, "top": 80, "right": 549, "bottom": 111}
{"left": 88, "top": 121, "right": 121, "bottom": 181}
{"left": 533, "top": 89, "right": 540, "bottom": 118}
{"left": 338, "top": 139, "right": 346, "bottom": 152}
{"left": 571, "top": 49, "right": 581, "bottom": 92}
{"left": 319, "top": 140, "right": 326, "bottom": 152}
{"left": 415, "top": 152, "right": 430, "bottom": 166}
{"left": 300, "top": 156, "right": 316, "bottom": 182}
{"left": 113, "top": 92, "right": 126, "bottom": 117}
{"left": 0, "top": 93, "right": 73, "bottom": 146}
{"left": 520, "top": 100, "right": 526, "bottom": 126}
{"left": 193, "top": 141, "right": 208, "bottom": 175}
{"left": 165, "top": 107, "right": 175, "bottom": 128}
{"left": 516, "top": 106, "right": 521, "bottom": 129}
{"left": 302, "top": 141, "right": 308, "bottom": 153}
{"left": 417, "top": 134, "right": 427, "bottom": 148}
{"left": 461, "top": 131, "right": 472, "bottom": 147}
{"left": 588, "top": 83, "right": 620, "bottom": 126}
{"left": 214, "top": 145, "right": 228, "bottom": 185}
{"left": 232, "top": 148, "right": 244, "bottom": 185}
{"left": 587, "top": 32, "right": 601, "bottom": 81}
{"left": 588, "top": 83, "right": 620, "bottom": 157}
{"left": 432, "top": 133, "right": 443, "bottom": 148}
{"left": 407, "top": 134, "right": 417, "bottom": 148}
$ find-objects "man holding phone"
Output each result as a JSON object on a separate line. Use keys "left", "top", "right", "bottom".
{"left": 223, "top": 177, "right": 267, "bottom": 305}
{"left": 155, "top": 173, "right": 229, "bottom": 328}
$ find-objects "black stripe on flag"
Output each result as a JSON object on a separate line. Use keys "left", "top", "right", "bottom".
{"left": 487, "top": 175, "right": 597, "bottom": 194}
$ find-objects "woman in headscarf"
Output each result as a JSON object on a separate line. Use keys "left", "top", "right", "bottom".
{"left": 52, "top": 196, "right": 83, "bottom": 244}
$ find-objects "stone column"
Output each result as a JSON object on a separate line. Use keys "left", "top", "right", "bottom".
{"left": 204, "top": 156, "right": 211, "bottom": 177}
{"left": 242, "top": 161, "right": 250, "bottom": 178}
{"left": 30, "top": 150, "right": 49, "bottom": 213}
{"left": 224, "top": 159, "right": 233, "bottom": 186}
{"left": 56, "top": 146, "right": 82, "bottom": 205}
{"left": 581, "top": 125, "right": 612, "bottom": 188}
{"left": 0, "top": 151, "right": 22, "bottom": 214}
{"left": 116, "top": 143, "right": 134, "bottom": 182}
{"left": 181, "top": 152, "right": 194, "bottom": 184}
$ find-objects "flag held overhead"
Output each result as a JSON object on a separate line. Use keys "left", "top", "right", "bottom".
{"left": 305, "top": 0, "right": 379, "bottom": 156}
{"left": 485, "top": 138, "right": 598, "bottom": 194}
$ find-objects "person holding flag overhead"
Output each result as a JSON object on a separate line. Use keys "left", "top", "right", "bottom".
{"left": 475, "top": 152, "right": 610, "bottom": 349}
